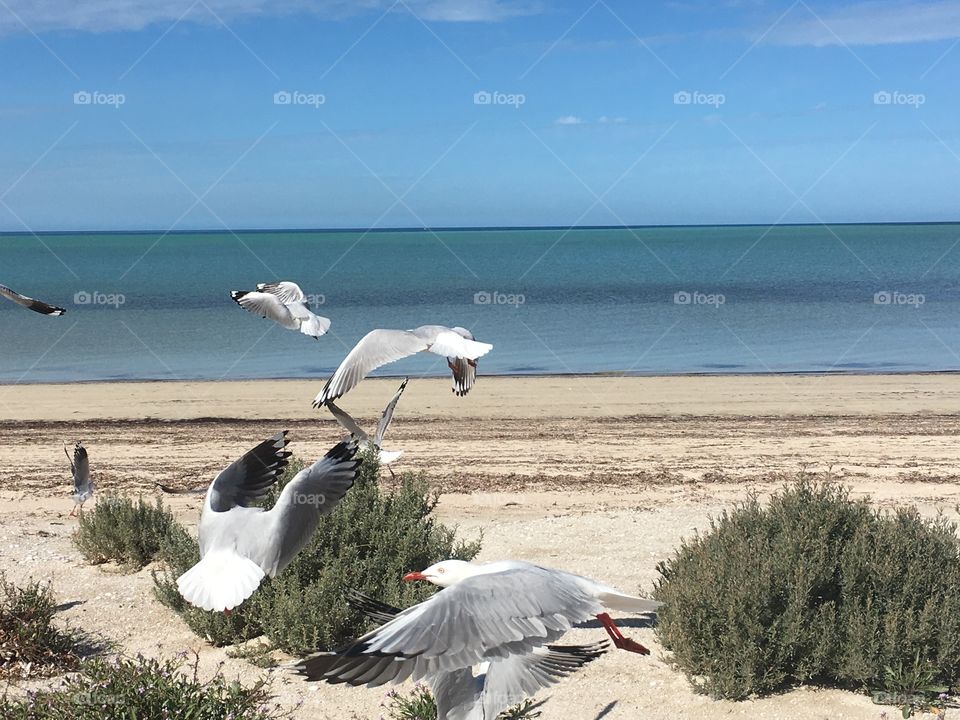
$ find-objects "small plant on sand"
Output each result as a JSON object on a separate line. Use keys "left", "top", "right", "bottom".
{"left": 72, "top": 494, "right": 178, "bottom": 570}
{"left": 0, "top": 574, "right": 95, "bottom": 680}
{"left": 153, "top": 450, "right": 481, "bottom": 655}
{"left": 382, "top": 685, "right": 543, "bottom": 720}
{"left": 654, "top": 478, "right": 960, "bottom": 702}
{"left": 0, "top": 652, "right": 290, "bottom": 720}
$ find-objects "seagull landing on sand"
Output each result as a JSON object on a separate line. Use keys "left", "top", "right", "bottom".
{"left": 313, "top": 326, "right": 492, "bottom": 407}
{"left": 230, "top": 281, "right": 330, "bottom": 339}
{"left": 0, "top": 284, "right": 65, "bottom": 316}
{"left": 326, "top": 378, "right": 407, "bottom": 476}
{"left": 176, "top": 433, "right": 360, "bottom": 613}
{"left": 328, "top": 589, "right": 609, "bottom": 720}
{"left": 295, "top": 559, "right": 659, "bottom": 712}
{"left": 65, "top": 442, "right": 93, "bottom": 516}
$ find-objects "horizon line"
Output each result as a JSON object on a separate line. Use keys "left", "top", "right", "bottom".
{"left": 1, "top": 219, "right": 959, "bottom": 236}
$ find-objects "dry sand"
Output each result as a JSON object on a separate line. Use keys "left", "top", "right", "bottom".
{"left": 1, "top": 374, "right": 959, "bottom": 719}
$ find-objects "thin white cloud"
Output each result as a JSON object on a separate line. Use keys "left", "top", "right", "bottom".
{"left": 555, "top": 115, "right": 585, "bottom": 125}
{"left": 763, "top": 0, "right": 960, "bottom": 46}
{"left": 0, "top": 0, "right": 539, "bottom": 34}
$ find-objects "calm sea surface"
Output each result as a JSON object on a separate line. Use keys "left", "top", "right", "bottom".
{"left": 1, "top": 224, "right": 959, "bottom": 383}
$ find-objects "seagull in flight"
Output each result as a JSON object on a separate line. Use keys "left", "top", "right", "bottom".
{"left": 313, "top": 326, "right": 492, "bottom": 407}
{"left": 327, "top": 378, "right": 407, "bottom": 475}
{"left": 0, "top": 284, "right": 65, "bottom": 316}
{"left": 64, "top": 442, "right": 93, "bottom": 516}
{"left": 230, "top": 281, "right": 330, "bottom": 339}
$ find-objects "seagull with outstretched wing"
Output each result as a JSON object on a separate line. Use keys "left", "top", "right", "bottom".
{"left": 64, "top": 442, "right": 93, "bottom": 516}
{"left": 327, "top": 378, "right": 407, "bottom": 475}
{"left": 1, "top": 284, "right": 65, "bottom": 316}
{"left": 313, "top": 326, "right": 491, "bottom": 407}
{"left": 176, "top": 433, "right": 360, "bottom": 612}
{"left": 231, "top": 281, "right": 330, "bottom": 339}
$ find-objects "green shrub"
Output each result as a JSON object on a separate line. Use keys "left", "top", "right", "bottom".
{"left": 154, "top": 451, "right": 481, "bottom": 655}
{"left": 73, "top": 495, "right": 179, "bottom": 570}
{"left": 654, "top": 478, "right": 960, "bottom": 700}
{"left": 383, "top": 685, "right": 543, "bottom": 720}
{"left": 0, "top": 575, "right": 94, "bottom": 680}
{"left": 0, "top": 652, "right": 288, "bottom": 720}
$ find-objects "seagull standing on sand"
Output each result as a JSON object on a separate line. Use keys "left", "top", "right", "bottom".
{"left": 176, "top": 433, "right": 360, "bottom": 612}
{"left": 327, "top": 378, "right": 408, "bottom": 475}
{"left": 334, "top": 590, "right": 610, "bottom": 720}
{"left": 313, "top": 326, "right": 492, "bottom": 407}
{"left": 230, "top": 281, "right": 330, "bottom": 339}
{"left": 0, "top": 284, "right": 65, "bottom": 316}
{"left": 64, "top": 442, "right": 93, "bottom": 516}
{"left": 295, "top": 559, "right": 658, "bottom": 712}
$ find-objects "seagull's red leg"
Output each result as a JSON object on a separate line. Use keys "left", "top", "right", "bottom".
{"left": 596, "top": 613, "right": 650, "bottom": 655}
{"left": 68, "top": 506, "right": 76, "bottom": 518}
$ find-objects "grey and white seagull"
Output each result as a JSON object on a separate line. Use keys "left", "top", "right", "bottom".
{"left": 334, "top": 589, "right": 610, "bottom": 720}
{"left": 0, "top": 284, "right": 65, "bottom": 316}
{"left": 326, "top": 378, "right": 408, "bottom": 474}
{"left": 295, "top": 559, "right": 659, "bottom": 719}
{"left": 177, "top": 433, "right": 360, "bottom": 613}
{"left": 64, "top": 442, "right": 93, "bottom": 516}
{"left": 230, "top": 281, "right": 330, "bottom": 339}
{"left": 313, "top": 326, "right": 492, "bottom": 407}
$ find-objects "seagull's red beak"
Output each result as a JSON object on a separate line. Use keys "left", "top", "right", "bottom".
{"left": 403, "top": 571, "right": 427, "bottom": 582}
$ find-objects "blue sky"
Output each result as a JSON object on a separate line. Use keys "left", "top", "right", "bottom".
{"left": 0, "top": 0, "right": 958, "bottom": 230}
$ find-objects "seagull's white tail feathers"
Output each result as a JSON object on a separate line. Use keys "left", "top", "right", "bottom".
{"left": 596, "top": 588, "right": 662, "bottom": 614}
{"left": 177, "top": 550, "right": 265, "bottom": 612}
{"left": 378, "top": 449, "right": 404, "bottom": 465}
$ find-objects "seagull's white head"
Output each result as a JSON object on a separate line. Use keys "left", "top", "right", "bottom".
{"left": 403, "top": 560, "right": 477, "bottom": 588}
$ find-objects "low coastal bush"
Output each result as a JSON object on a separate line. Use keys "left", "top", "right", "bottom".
{"left": 0, "top": 652, "right": 288, "bottom": 720}
{"left": 154, "top": 450, "right": 481, "bottom": 655}
{"left": 383, "top": 685, "right": 543, "bottom": 720}
{"left": 654, "top": 478, "right": 960, "bottom": 702}
{"left": 0, "top": 575, "right": 93, "bottom": 680}
{"left": 73, "top": 495, "right": 178, "bottom": 570}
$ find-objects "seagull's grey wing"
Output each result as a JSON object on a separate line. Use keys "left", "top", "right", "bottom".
{"left": 258, "top": 439, "right": 360, "bottom": 574}
{"left": 313, "top": 330, "right": 427, "bottom": 407}
{"left": 256, "top": 281, "right": 306, "bottom": 304}
{"left": 296, "top": 565, "right": 603, "bottom": 686}
{"left": 230, "top": 290, "right": 298, "bottom": 330}
{"left": 0, "top": 284, "right": 65, "bottom": 316}
{"left": 431, "top": 668, "right": 485, "bottom": 720}
{"left": 326, "top": 402, "right": 369, "bottom": 443}
{"left": 345, "top": 590, "right": 403, "bottom": 625}
{"left": 207, "top": 432, "right": 291, "bottom": 512}
{"left": 374, "top": 378, "right": 407, "bottom": 446}
{"left": 481, "top": 641, "right": 609, "bottom": 718}
{"left": 71, "top": 443, "right": 90, "bottom": 493}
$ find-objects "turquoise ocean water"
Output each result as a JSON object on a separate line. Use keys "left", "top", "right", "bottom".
{"left": 1, "top": 224, "right": 959, "bottom": 383}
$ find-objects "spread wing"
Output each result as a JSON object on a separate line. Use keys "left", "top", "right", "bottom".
{"left": 0, "top": 284, "right": 65, "bottom": 316}
{"left": 313, "top": 330, "right": 428, "bottom": 407}
{"left": 426, "top": 330, "right": 492, "bottom": 361}
{"left": 231, "top": 290, "right": 298, "bottom": 330}
{"left": 374, "top": 378, "right": 408, "bottom": 446}
{"left": 206, "top": 432, "right": 292, "bottom": 512}
{"left": 295, "top": 565, "right": 602, "bottom": 687}
{"left": 70, "top": 442, "right": 90, "bottom": 492}
{"left": 326, "top": 402, "right": 369, "bottom": 443}
{"left": 257, "top": 281, "right": 306, "bottom": 304}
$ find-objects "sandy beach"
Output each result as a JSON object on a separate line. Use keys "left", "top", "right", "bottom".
{"left": 2, "top": 374, "right": 959, "bottom": 719}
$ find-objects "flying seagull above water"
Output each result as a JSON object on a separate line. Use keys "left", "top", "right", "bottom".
{"left": 230, "top": 281, "right": 330, "bottom": 339}
{"left": 0, "top": 284, "right": 65, "bottom": 316}
{"left": 313, "top": 326, "right": 492, "bottom": 407}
